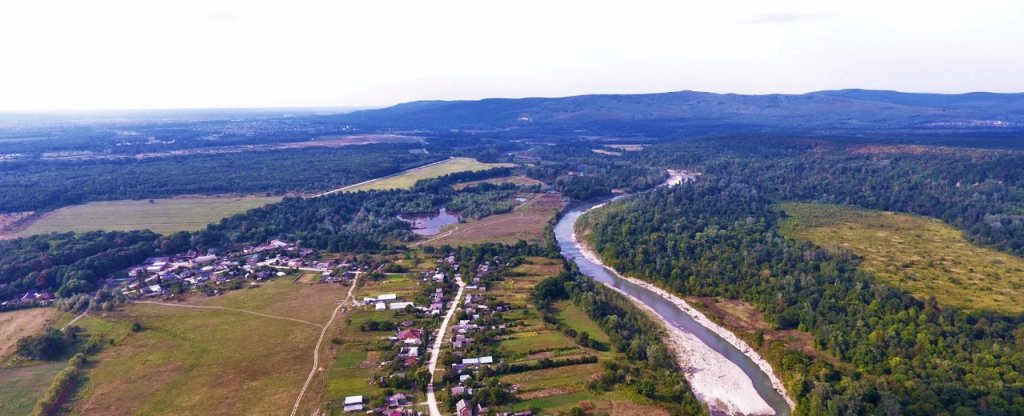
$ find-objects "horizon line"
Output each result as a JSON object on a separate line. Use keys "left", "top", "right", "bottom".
{"left": 2, "top": 87, "right": 1023, "bottom": 115}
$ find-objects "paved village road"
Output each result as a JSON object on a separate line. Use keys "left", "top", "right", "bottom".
{"left": 426, "top": 274, "right": 466, "bottom": 416}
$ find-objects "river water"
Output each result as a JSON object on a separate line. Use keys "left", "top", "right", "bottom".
{"left": 553, "top": 183, "right": 792, "bottom": 415}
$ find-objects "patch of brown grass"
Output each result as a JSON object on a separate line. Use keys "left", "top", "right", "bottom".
{"left": 0, "top": 308, "right": 59, "bottom": 361}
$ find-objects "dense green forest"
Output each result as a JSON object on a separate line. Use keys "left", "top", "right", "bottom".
{"left": 582, "top": 180, "right": 1024, "bottom": 415}
{"left": 0, "top": 145, "right": 440, "bottom": 212}
{"left": 638, "top": 138, "right": 1024, "bottom": 257}
{"left": 523, "top": 143, "right": 667, "bottom": 200}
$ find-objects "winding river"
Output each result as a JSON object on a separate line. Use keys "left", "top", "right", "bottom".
{"left": 553, "top": 175, "right": 793, "bottom": 416}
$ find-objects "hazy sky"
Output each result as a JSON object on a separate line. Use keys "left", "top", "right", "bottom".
{"left": 1, "top": 0, "right": 1022, "bottom": 111}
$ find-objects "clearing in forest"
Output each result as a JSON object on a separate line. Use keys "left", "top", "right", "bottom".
{"left": 67, "top": 279, "right": 347, "bottom": 416}
{"left": 780, "top": 203, "right": 1024, "bottom": 314}
{"left": 11, "top": 196, "right": 281, "bottom": 237}
{"left": 335, "top": 157, "right": 515, "bottom": 193}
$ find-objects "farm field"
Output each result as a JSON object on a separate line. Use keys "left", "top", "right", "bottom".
{"left": 451, "top": 175, "right": 544, "bottom": 190}
{"left": 0, "top": 362, "right": 64, "bottom": 415}
{"left": 421, "top": 192, "right": 563, "bottom": 246}
{"left": 336, "top": 157, "right": 515, "bottom": 193}
{"left": 0, "top": 307, "right": 59, "bottom": 361}
{"left": 556, "top": 302, "right": 611, "bottom": 345}
{"left": 67, "top": 278, "right": 346, "bottom": 416}
{"left": 780, "top": 203, "right": 1024, "bottom": 314}
{"left": 11, "top": 196, "right": 281, "bottom": 237}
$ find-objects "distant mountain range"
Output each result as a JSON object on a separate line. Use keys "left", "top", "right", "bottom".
{"left": 335, "top": 89, "right": 1024, "bottom": 136}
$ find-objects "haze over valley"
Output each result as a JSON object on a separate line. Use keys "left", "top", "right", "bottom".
{"left": 2, "top": 1, "right": 1024, "bottom": 416}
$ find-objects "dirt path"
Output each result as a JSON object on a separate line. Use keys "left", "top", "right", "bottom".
{"left": 290, "top": 273, "right": 361, "bottom": 416}
{"left": 135, "top": 301, "right": 323, "bottom": 328}
{"left": 63, "top": 310, "right": 88, "bottom": 330}
{"left": 427, "top": 274, "right": 466, "bottom": 416}
{"left": 409, "top": 226, "right": 460, "bottom": 247}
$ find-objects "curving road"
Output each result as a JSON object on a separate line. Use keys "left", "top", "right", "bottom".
{"left": 426, "top": 273, "right": 466, "bottom": 416}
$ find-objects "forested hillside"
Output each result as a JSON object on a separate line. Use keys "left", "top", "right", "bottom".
{"left": 582, "top": 180, "right": 1024, "bottom": 415}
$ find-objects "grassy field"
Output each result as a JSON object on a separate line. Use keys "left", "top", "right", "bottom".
{"left": 421, "top": 193, "right": 563, "bottom": 246}
{"left": 451, "top": 175, "right": 544, "bottom": 190}
{"left": 556, "top": 302, "right": 611, "bottom": 345}
{"left": 358, "top": 273, "right": 422, "bottom": 300}
{"left": 0, "top": 362, "right": 64, "bottom": 415}
{"left": 12, "top": 196, "right": 281, "bottom": 236}
{"left": 338, "top": 157, "right": 515, "bottom": 193}
{"left": 0, "top": 307, "right": 59, "bottom": 361}
{"left": 500, "top": 331, "right": 578, "bottom": 355}
{"left": 68, "top": 278, "right": 346, "bottom": 416}
{"left": 780, "top": 203, "right": 1024, "bottom": 314}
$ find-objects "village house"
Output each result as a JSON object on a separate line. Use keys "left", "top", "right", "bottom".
{"left": 394, "top": 328, "right": 423, "bottom": 345}
{"left": 456, "top": 399, "right": 473, "bottom": 416}
{"left": 343, "top": 395, "right": 364, "bottom": 412}
{"left": 461, "top": 356, "right": 493, "bottom": 366}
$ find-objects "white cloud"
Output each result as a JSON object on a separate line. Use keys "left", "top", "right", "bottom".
{"left": 0, "top": 0, "right": 1021, "bottom": 111}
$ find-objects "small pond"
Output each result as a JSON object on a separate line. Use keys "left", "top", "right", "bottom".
{"left": 398, "top": 207, "right": 461, "bottom": 236}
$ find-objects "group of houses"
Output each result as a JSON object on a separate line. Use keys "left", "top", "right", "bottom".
{"left": 2, "top": 290, "right": 55, "bottom": 308}
{"left": 341, "top": 394, "right": 417, "bottom": 415}
{"left": 114, "top": 240, "right": 363, "bottom": 300}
